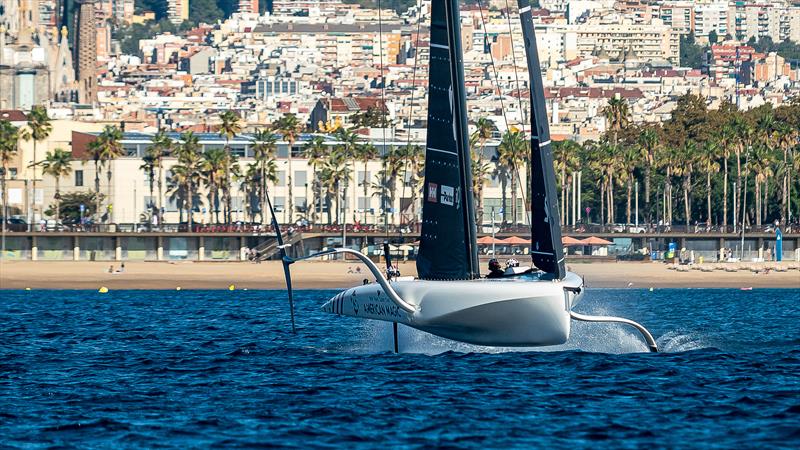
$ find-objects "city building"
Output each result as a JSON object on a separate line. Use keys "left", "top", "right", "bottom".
{"left": 167, "top": 0, "right": 190, "bottom": 25}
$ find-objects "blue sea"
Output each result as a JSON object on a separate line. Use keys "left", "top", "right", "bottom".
{"left": 1, "top": 288, "right": 799, "bottom": 448}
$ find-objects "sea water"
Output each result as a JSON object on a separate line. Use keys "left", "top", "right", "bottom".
{"left": 1, "top": 288, "right": 798, "bottom": 448}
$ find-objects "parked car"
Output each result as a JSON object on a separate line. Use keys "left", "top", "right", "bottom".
{"left": 0, "top": 217, "right": 28, "bottom": 232}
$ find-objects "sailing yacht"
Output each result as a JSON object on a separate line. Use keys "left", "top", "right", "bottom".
{"left": 274, "top": 0, "right": 658, "bottom": 351}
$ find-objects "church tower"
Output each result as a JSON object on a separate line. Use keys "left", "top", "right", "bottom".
{"left": 73, "top": 0, "right": 97, "bottom": 104}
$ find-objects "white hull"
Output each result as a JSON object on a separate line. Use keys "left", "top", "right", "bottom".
{"left": 322, "top": 271, "right": 584, "bottom": 347}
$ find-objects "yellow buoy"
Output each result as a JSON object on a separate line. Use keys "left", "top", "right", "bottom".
{"left": 649, "top": 287, "right": 654, "bottom": 292}
{"left": 25, "top": 287, "right": 31, "bottom": 291}
{"left": 98, "top": 286, "right": 109, "bottom": 293}
{"left": 176, "top": 286, "right": 182, "bottom": 291}
{"left": 228, "top": 284, "right": 235, "bottom": 291}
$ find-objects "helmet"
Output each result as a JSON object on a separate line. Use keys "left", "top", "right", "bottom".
{"left": 488, "top": 258, "right": 501, "bottom": 272}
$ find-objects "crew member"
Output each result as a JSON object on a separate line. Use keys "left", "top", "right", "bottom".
{"left": 486, "top": 259, "right": 504, "bottom": 278}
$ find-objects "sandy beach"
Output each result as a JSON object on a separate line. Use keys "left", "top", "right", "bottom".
{"left": 1, "top": 260, "right": 798, "bottom": 290}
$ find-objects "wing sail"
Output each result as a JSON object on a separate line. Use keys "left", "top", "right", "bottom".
{"left": 518, "top": 0, "right": 566, "bottom": 279}
{"left": 416, "top": 0, "right": 479, "bottom": 280}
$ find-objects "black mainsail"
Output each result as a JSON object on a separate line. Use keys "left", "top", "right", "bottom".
{"left": 416, "top": 0, "right": 479, "bottom": 280}
{"left": 518, "top": 0, "right": 566, "bottom": 279}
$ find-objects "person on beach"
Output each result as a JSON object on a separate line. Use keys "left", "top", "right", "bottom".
{"left": 108, "top": 265, "right": 114, "bottom": 273}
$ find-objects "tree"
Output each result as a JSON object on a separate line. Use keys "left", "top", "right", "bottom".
{"left": 553, "top": 140, "right": 581, "bottom": 225}
{"left": 272, "top": 113, "right": 303, "bottom": 223}
{"left": 45, "top": 191, "right": 103, "bottom": 226}
{"left": 680, "top": 34, "right": 707, "bottom": 69}
{"left": 397, "top": 144, "right": 424, "bottom": 225}
{"left": 202, "top": 147, "right": 228, "bottom": 223}
{"left": 602, "top": 96, "right": 631, "bottom": 146}
{"left": 39, "top": 149, "right": 73, "bottom": 222}
{"left": 0, "top": 120, "right": 20, "bottom": 237}
{"left": 697, "top": 142, "right": 720, "bottom": 227}
{"left": 218, "top": 110, "right": 241, "bottom": 223}
{"left": 470, "top": 117, "right": 495, "bottom": 224}
{"left": 333, "top": 126, "right": 360, "bottom": 224}
{"left": 251, "top": 129, "right": 278, "bottom": 223}
{"left": 99, "top": 126, "right": 124, "bottom": 222}
{"left": 86, "top": 125, "right": 123, "bottom": 222}
{"left": 143, "top": 129, "right": 173, "bottom": 226}
{"left": 171, "top": 131, "right": 203, "bottom": 229}
{"left": 302, "top": 135, "right": 328, "bottom": 225}
{"left": 24, "top": 105, "right": 52, "bottom": 226}
{"left": 189, "top": 0, "right": 225, "bottom": 25}
{"left": 354, "top": 142, "right": 379, "bottom": 224}
{"left": 497, "top": 130, "right": 527, "bottom": 225}
{"left": 637, "top": 125, "right": 659, "bottom": 224}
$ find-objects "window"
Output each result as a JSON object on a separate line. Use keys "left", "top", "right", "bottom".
{"left": 358, "top": 197, "right": 371, "bottom": 210}
{"left": 277, "top": 170, "right": 286, "bottom": 186}
{"left": 9, "top": 168, "right": 18, "bottom": 180}
{"left": 294, "top": 170, "right": 307, "bottom": 187}
{"left": 75, "top": 170, "right": 84, "bottom": 186}
{"left": 357, "top": 171, "right": 370, "bottom": 185}
{"left": 295, "top": 197, "right": 307, "bottom": 212}
{"left": 274, "top": 196, "right": 285, "bottom": 212}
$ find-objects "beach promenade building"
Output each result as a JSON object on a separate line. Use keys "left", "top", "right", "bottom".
{"left": 47, "top": 131, "right": 520, "bottom": 228}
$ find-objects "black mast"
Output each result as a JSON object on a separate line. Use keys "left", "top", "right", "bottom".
{"left": 518, "top": 0, "right": 566, "bottom": 279}
{"left": 416, "top": 0, "right": 479, "bottom": 280}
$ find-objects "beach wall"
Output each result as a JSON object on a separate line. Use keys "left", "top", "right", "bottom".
{"left": 1, "top": 233, "right": 799, "bottom": 262}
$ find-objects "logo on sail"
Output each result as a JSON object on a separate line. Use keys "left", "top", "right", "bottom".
{"left": 427, "top": 183, "right": 438, "bottom": 203}
{"left": 440, "top": 185, "right": 455, "bottom": 206}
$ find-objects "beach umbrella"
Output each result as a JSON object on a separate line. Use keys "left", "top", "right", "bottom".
{"left": 477, "top": 235, "right": 503, "bottom": 244}
{"left": 562, "top": 236, "right": 583, "bottom": 247}
{"left": 501, "top": 236, "right": 528, "bottom": 245}
{"left": 582, "top": 236, "right": 613, "bottom": 246}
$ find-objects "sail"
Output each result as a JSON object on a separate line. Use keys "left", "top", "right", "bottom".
{"left": 518, "top": 0, "right": 566, "bottom": 279}
{"left": 416, "top": 0, "right": 479, "bottom": 280}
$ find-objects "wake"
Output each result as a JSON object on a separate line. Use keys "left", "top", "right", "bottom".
{"left": 350, "top": 315, "right": 709, "bottom": 355}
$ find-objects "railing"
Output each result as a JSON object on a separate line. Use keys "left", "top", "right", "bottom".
{"left": 4, "top": 221, "right": 798, "bottom": 235}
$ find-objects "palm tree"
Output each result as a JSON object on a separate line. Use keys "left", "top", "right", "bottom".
{"left": 251, "top": 129, "right": 277, "bottom": 223}
{"left": 318, "top": 149, "right": 349, "bottom": 224}
{"left": 497, "top": 130, "right": 527, "bottom": 225}
{"left": 773, "top": 122, "right": 795, "bottom": 222}
{"left": 589, "top": 142, "right": 618, "bottom": 225}
{"left": 673, "top": 142, "right": 698, "bottom": 230}
{"left": 146, "top": 129, "right": 173, "bottom": 226}
{"left": 471, "top": 118, "right": 495, "bottom": 223}
{"left": 272, "top": 113, "right": 303, "bottom": 223}
{"left": 218, "top": 110, "right": 241, "bottom": 223}
{"left": 334, "top": 126, "right": 359, "bottom": 224}
{"left": 697, "top": 142, "right": 720, "bottom": 227}
{"left": 86, "top": 125, "right": 123, "bottom": 222}
{"left": 731, "top": 115, "right": 753, "bottom": 229}
{"left": 619, "top": 144, "right": 640, "bottom": 225}
{"left": 376, "top": 146, "right": 405, "bottom": 226}
{"left": 101, "top": 126, "right": 124, "bottom": 222}
{"left": 24, "top": 105, "right": 52, "bottom": 223}
{"left": 202, "top": 148, "right": 227, "bottom": 223}
{"left": 302, "top": 135, "right": 328, "bottom": 225}
{"left": 0, "top": 120, "right": 20, "bottom": 238}
{"left": 637, "top": 125, "right": 659, "bottom": 224}
{"left": 397, "top": 143, "right": 424, "bottom": 225}
{"left": 39, "top": 149, "right": 73, "bottom": 222}
{"left": 751, "top": 144, "right": 775, "bottom": 227}
{"left": 602, "top": 96, "right": 630, "bottom": 145}
{"left": 173, "top": 131, "right": 203, "bottom": 229}
{"left": 553, "top": 140, "right": 581, "bottom": 225}
{"left": 354, "top": 142, "right": 379, "bottom": 223}
{"left": 717, "top": 124, "right": 736, "bottom": 231}
{"left": 140, "top": 152, "right": 156, "bottom": 219}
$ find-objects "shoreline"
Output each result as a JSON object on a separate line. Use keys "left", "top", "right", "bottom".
{"left": 1, "top": 260, "right": 798, "bottom": 290}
